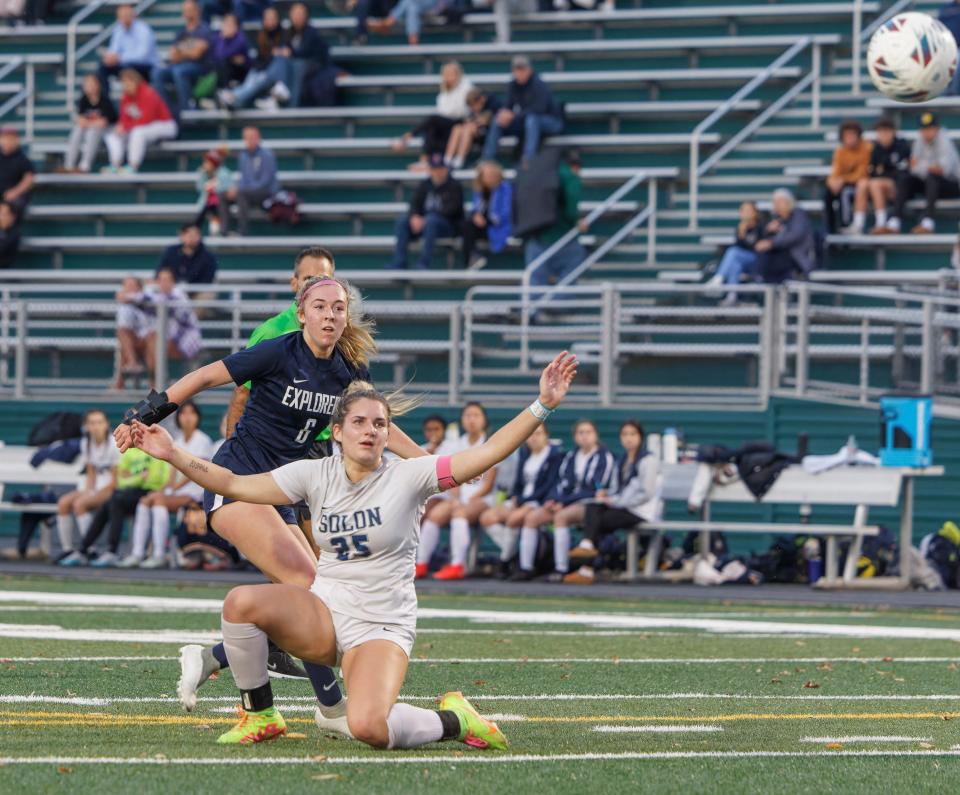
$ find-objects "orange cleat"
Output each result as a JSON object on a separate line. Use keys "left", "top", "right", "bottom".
{"left": 432, "top": 563, "right": 465, "bottom": 580}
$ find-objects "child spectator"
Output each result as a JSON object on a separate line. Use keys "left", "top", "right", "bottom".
{"left": 705, "top": 201, "right": 766, "bottom": 307}
{"left": 893, "top": 112, "right": 960, "bottom": 234}
{"left": 478, "top": 423, "right": 564, "bottom": 578}
{"left": 858, "top": 118, "right": 911, "bottom": 235}
{"left": 58, "top": 446, "right": 170, "bottom": 568}
{"left": 824, "top": 120, "right": 871, "bottom": 234}
{"left": 392, "top": 62, "right": 473, "bottom": 170}
{"left": 151, "top": 0, "right": 214, "bottom": 119}
{"left": 194, "top": 148, "right": 236, "bottom": 236}
{"left": 218, "top": 5, "right": 282, "bottom": 109}
{"left": 211, "top": 12, "right": 250, "bottom": 90}
{"left": 104, "top": 69, "right": 177, "bottom": 174}
{"left": 513, "top": 419, "right": 614, "bottom": 581}
{"left": 97, "top": 3, "right": 159, "bottom": 89}
{"left": 565, "top": 420, "right": 661, "bottom": 584}
{"left": 386, "top": 152, "right": 464, "bottom": 270}
{"left": 445, "top": 88, "right": 502, "bottom": 170}
{"left": 0, "top": 201, "right": 20, "bottom": 269}
{"left": 53, "top": 409, "right": 118, "bottom": 562}
{"left": 63, "top": 74, "right": 117, "bottom": 173}
{"left": 0, "top": 126, "right": 34, "bottom": 218}
{"left": 462, "top": 160, "right": 512, "bottom": 269}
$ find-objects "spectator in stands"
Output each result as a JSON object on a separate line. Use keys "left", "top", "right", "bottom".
{"left": 421, "top": 414, "right": 449, "bottom": 454}
{"left": 353, "top": 0, "right": 393, "bottom": 45}
{"left": 201, "top": 0, "right": 271, "bottom": 23}
{"left": 0, "top": 126, "right": 34, "bottom": 218}
{"left": 114, "top": 268, "right": 203, "bottom": 388}
{"left": 98, "top": 3, "right": 159, "bottom": 90}
{"left": 893, "top": 112, "right": 960, "bottom": 234}
{"left": 194, "top": 148, "right": 236, "bottom": 236}
{"left": 753, "top": 188, "right": 816, "bottom": 284}
{"left": 217, "top": 5, "right": 282, "bottom": 109}
{"left": 158, "top": 222, "right": 218, "bottom": 284}
{"left": 704, "top": 201, "right": 766, "bottom": 307}
{"left": 482, "top": 55, "right": 563, "bottom": 164}
{"left": 374, "top": 0, "right": 435, "bottom": 45}
{"left": 512, "top": 419, "right": 614, "bottom": 581}
{"left": 59, "top": 446, "right": 170, "bottom": 568}
{"left": 479, "top": 423, "right": 564, "bottom": 578}
{"left": 152, "top": 0, "right": 214, "bottom": 120}
{"left": 854, "top": 118, "right": 912, "bottom": 236}
{"left": 565, "top": 420, "right": 660, "bottom": 585}
{"left": 255, "top": 2, "right": 330, "bottom": 110}
{"left": 445, "top": 87, "right": 503, "bottom": 170}
{"left": 62, "top": 74, "right": 118, "bottom": 174}
{"left": 222, "top": 126, "right": 279, "bottom": 235}
{"left": 524, "top": 149, "right": 587, "bottom": 309}
{"left": 824, "top": 120, "right": 871, "bottom": 234}
{"left": 54, "top": 409, "right": 118, "bottom": 563}
{"left": 0, "top": 201, "right": 20, "bottom": 269}
{"left": 104, "top": 69, "right": 178, "bottom": 174}
{"left": 386, "top": 151, "right": 464, "bottom": 270}
{"left": 392, "top": 61, "right": 473, "bottom": 171}
{"left": 940, "top": 1, "right": 960, "bottom": 95}
{"left": 211, "top": 12, "right": 250, "bottom": 91}
{"left": 121, "top": 400, "right": 213, "bottom": 569}
{"left": 462, "top": 160, "right": 512, "bottom": 269}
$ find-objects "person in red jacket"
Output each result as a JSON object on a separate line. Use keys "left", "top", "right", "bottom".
{"left": 104, "top": 68, "right": 178, "bottom": 173}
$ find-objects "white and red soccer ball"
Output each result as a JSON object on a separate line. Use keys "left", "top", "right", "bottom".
{"left": 867, "top": 12, "right": 958, "bottom": 102}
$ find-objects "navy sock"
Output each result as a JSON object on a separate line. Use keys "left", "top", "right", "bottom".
{"left": 212, "top": 642, "right": 229, "bottom": 669}
{"left": 303, "top": 661, "right": 342, "bottom": 706}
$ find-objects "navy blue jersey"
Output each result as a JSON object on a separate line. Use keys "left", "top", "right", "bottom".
{"left": 220, "top": 332, "right": 370, "bottom": 473}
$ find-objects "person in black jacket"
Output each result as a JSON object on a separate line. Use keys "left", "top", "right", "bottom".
{"left": 156, "top": 222, "right": 218, "bottom": 284}
{"left": 860, "top": 117, "right": 912, "bottom": 235}
{"left": 0, "top": 201, "right": 20, "bottom": 269}
{"left": 63, "top": 74, "right": 118, "bottom": 173}
{"left": 481, "top": 55, "right": 563, "bottom": 163}
{"left": 386, "top": 152, "right": 464, "bottom": 269}
{"left": 263, "top": 2, "right": 329, "bottom": 109}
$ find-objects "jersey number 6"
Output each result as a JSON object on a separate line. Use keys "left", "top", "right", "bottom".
{"left": 294, "top": 418, "right": 318, "bottom": 444}
{"left": 330, "top": 534, "right": 371, "bottom": 561}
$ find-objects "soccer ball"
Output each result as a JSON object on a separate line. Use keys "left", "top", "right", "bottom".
{"left": 867, "top": 12, "right": 958, "bottom": 102}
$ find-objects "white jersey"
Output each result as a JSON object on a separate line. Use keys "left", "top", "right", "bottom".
{"left": 173, "top": 430, "right": 214, "bottom": 500}
{"left": 271, "top": 454, "right": 450, "bottom": 627}
{"left": 80, "top": 436, "right": 121, "bottom": 491}
{"left": 452, "top": 433, "right": 488, "bottom": 502}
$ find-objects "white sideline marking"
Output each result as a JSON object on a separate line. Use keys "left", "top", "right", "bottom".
{"left": 2, "top": 751, "right": 960, "bottom": 765}
{"left": 800, "top": 736, "right": 932, "bottom": 744}
{"left": 0, "top": 656, "right": 176, "bottom": 662}
{"left": 0, "top": 624, "right": 221, "bottom": 644}
{"left": 592, "top": 725, "right": 723, "bottom": 734}
{"left": 3, "top": 590, "right": 960, "bottom": 641}
{"left": 208, "top": 705, "right": 526, "bottom": 721}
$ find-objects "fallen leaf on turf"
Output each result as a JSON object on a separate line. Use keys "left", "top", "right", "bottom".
{"left": 154, "top": 753, "right": 167, "bottom": 761}
{"left": 473, "top": 680, "right": 486, "bottom": 686}
{"left": 771, "top": 678, "right": 782, "bottom": 684}
{"left": 825, "top": 743, "right": 843, "bottom": 750}
{"left": 942, "top": 716, "right": 954, "bottom": 722}
{"left": 416, "top": 653, "right": 427, "bottom": 659}
{"left": 419, "top": 642, "right": 434, "bottom": 650}
{"left": 948, "top": 663, "right": 958, "bottom": 672}
{"left": 309, "top": 755, "right": 328, "bottom": 762}
{"left": 195, "top": 724, "right": 212, "bottom": 731}
{"left": 311, "top": 774, "right": 344, "bottom": 782}
{"left": 452, "top": 751, "right": 464, "bottom": 758}
{"left": 794, "top": 667, "right": 806, "bottom": 673}
{"left": 919, "top": 742, "right": 934, "bottom": 749}
{"left": 852, "top": 646, "right": 861, "bottom": 653}
{"left": 159, "top": 693, "right": 169, "bottom": 698}
{"left": 894, "top": 677, "right": 905, "bottom": 682}
{"left": 795, "top": 640, "right": 806, "bottom": 647}
{"left": 100, "top": 666, "right": 113, "bottom": 671}
{"left": 817, "top": 663, "right": 834, "bottom": 672}
{"left": 560, "top": 674, "right": 571, "bottom": 680}
{"left": 57, "top": 766, "right": 72, "bottom": 774}
{"left": 804, "top": 681, "right": 820, "bottom": 689}
{"left": 493, "top": 638, "right": 512, "bottom": 645}
{"left": 883, "top": 656, "right": 894, "bottom": 662}
{"left": 285, "top": 732, "right": 308, "bottom": 739}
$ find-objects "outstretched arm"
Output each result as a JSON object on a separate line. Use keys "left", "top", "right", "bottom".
{"left": 387, "top": 422, "right": 428, "bottom": 459}
{"left": 128, "top": 421, "right": 289, "bottom": 505}
{"left": 450, "top": 352, "right": 577, "bottom": 486}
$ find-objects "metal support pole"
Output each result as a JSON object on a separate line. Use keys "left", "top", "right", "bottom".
{"left": 448, "top": 305, "right": 461, "bottom": 405}
{"left": 852, "top": 0, "right": 863, "bottom": 96}
{"left": 795, "top": 284, "right": 810, "bottom": 396}
{"left": 898, "top": 475, "right": 914, "bottom": 588}
{"left": 688, "top": 135, "right": 700, "bottom": 230}
{"left": 14, "top": 300, "right": 26, "bottom": 399}
{"left": 859, "top": 317, "right": 870, "bottom": 404}
{"left": 758, "top": 287, "right": 775, "bottom": 407}
{"left": 646, "top": 179, "right": 657, "bottom": 263}
{"left": 462, "top": 304, "right": 473, "bottom": 388}
{"left": 920, "top": 300, "right": 935, "bottom": 393}
{"left": 154, "top": 301, "right": 168, "bottom": 388}
{"left": 25, "top": 63, "right": 34, "bottom": 142}
{"left": 811, "top": 42, "right": 822, "bottom": 128}
{"left": 599, "top": 282, "right": 615, "bottom": 407}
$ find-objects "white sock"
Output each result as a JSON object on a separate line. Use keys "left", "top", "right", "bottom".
{"left": 449, "top": 516, "right": 470, "bottom": 567}
{"left": 150, "top": 504, "right": 169, "bottom": 559}
{"left": 417, "top": 519, "right": 440, "bottom": 565}
{"left": 852, "top": 211, "right": 865, "bottom": 228}
{"left": 485, "top": 523, "right": 518, "bottom": 561}
{"left": 221, "top": 618, "right": 269, "bottom": 691}
{"left": 519, "top": 526, "right": 538, "bottom": 571}
{"left": 553, "top": 525, "right": 571, "bottom": 573}
{"left": 386, "top": 703, "right": 444, "bottom": 749}
{"left": 76, "top": 512, "right": 92, "bottom": 536}
{"left": 130, "top": 504, "right": 151, "bottom": 559}
{"left": 875, "top": 208, "right": 887, "bottom": 227}
{"left": 576, "top": 538, "right": 596, "bottom": 551}
{"left": 921, "top": 217, "right": 935, "bottom": 231}
{"left": 56, "top": 513, "right": 75, "bottom": 552}
{"left": 887, "top": 216, "right": 901, "bottom": 231}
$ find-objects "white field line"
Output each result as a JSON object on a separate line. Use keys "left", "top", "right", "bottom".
{"left": 2, "top": 751, "right": 960, "bottom": 765}
{"left": 592, "top": 725, "right": 724, "bottom": 734}
{"left": 2, "top": 590, "right": 958, "bottom": 641}
{"left": 6, "top": 693, "right": 960, "bottom": 708}
{"left": 0, "top": 656, "right": 176, "bottom": 662}
{"left": 800, "top": 736, "right": 932, "bottom": 743}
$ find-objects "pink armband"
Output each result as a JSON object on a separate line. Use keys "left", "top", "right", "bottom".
{"left": 435, "top": 455, "right": 458, "bottom": 492}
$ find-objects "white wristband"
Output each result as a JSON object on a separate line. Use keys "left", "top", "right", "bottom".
{"left": 527, "top": 399, "right": 555, "bottom": 422}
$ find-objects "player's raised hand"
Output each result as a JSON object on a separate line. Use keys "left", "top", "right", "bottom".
{"left": 113, "top": 422, "right": 133, "bottom": 453}
{"left": 130, "top": 420, "right": 175, "bottom": 462}
{"left": 539, "top": 351, "right": 578, "bottom": 409}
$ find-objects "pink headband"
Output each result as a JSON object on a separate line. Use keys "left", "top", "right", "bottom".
{"left": 298, "top": 278, "right": 343, "bottom": 308}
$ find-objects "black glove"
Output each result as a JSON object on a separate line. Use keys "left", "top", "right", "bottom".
{"left": 122, "top": 389, "right": 179, "bottom": 426}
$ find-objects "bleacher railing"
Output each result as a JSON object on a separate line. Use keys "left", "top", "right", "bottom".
{"left": 0, "top": 56, "right": 36, "bottom": 141}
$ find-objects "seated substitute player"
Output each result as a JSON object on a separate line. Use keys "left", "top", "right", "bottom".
{"left": 129, "top": 350, "right": 578, "bottom": 748}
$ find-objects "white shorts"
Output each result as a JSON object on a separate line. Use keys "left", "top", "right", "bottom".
{"left": 310, "top": 589, "right": 416, "bottom": 664}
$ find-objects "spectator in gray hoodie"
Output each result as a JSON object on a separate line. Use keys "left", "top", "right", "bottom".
{"left": 892, "top": 112, "right": 960, "bottom": 234}
{"left": 222, "top": 126, "right": 279, "bottom": 235}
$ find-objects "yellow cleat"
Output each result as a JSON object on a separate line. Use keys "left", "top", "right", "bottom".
{"left": 438, "top": 691, "right": 509, "bottom": 750}
{"left": 216, "top": 706, "right": 286, "bottom": 745}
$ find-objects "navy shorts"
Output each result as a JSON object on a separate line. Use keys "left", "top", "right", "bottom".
{"left": 203, "top": 439, "right": 297, "bottom": 529}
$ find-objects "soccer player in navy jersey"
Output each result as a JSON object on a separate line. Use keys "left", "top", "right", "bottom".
{"left": 115, "top": 276, "right": 426, "bottom": 736}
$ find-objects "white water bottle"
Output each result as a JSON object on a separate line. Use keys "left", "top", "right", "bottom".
{"left": 662, "top": 428, "right": 679, "bottom": 464}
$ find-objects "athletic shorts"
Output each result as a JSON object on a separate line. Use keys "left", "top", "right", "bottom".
{"left": 203, "top": 438, "right": 297, "bottom": 528}
{"left": 310, "top": 588, "right": 416, "bottom": 665}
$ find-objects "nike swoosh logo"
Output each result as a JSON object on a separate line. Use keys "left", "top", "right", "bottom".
{"left": 293, "top": 378, "right": 308, "bottom": 384}
{"left": 381, "top": 627, "right": 394, "bottom": 634}
{"left": 322, "top": 681, "right": 338, "bottom": 691}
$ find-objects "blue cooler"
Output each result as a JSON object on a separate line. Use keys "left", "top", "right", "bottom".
{"left": 879, "top": 395, "right": 933, "bottom": 467}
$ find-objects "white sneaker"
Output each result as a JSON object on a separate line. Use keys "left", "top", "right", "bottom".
{"left": 254, "top": 96, "right": 279, "bottom": 111}
{"left": 58, "top": 550, "right": 89, "bottom": 567}
{"left": 216, "top": 88, "right": 235, "bottom": 108}
{"left": 840, "top": 224, "right": 863, "bottom": 235}
{"left": 90, "top": 551, "right": 119, "bottom": 568}
{"left": 117, "top": 553, "right": 143, "bottom": 568}
{"left": 177, "top": 644, "right": 220, "bottom": 712}
{"left": 139, "top": 556, "right": 167, "bottom": 569}
{"left": 271, "top": 81, "right": 291, "bottom": 104}
{"left": 720, "top": 292, "right": 738, "bottom": 307}
{"left": 314, "top": 699, "right": 354, "bottom": 738}
{"left": 703, "top": 273, "right": 724, "bottom": 296}
{"left": 207, "top": 218, "right": 222, "bottom": 237}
